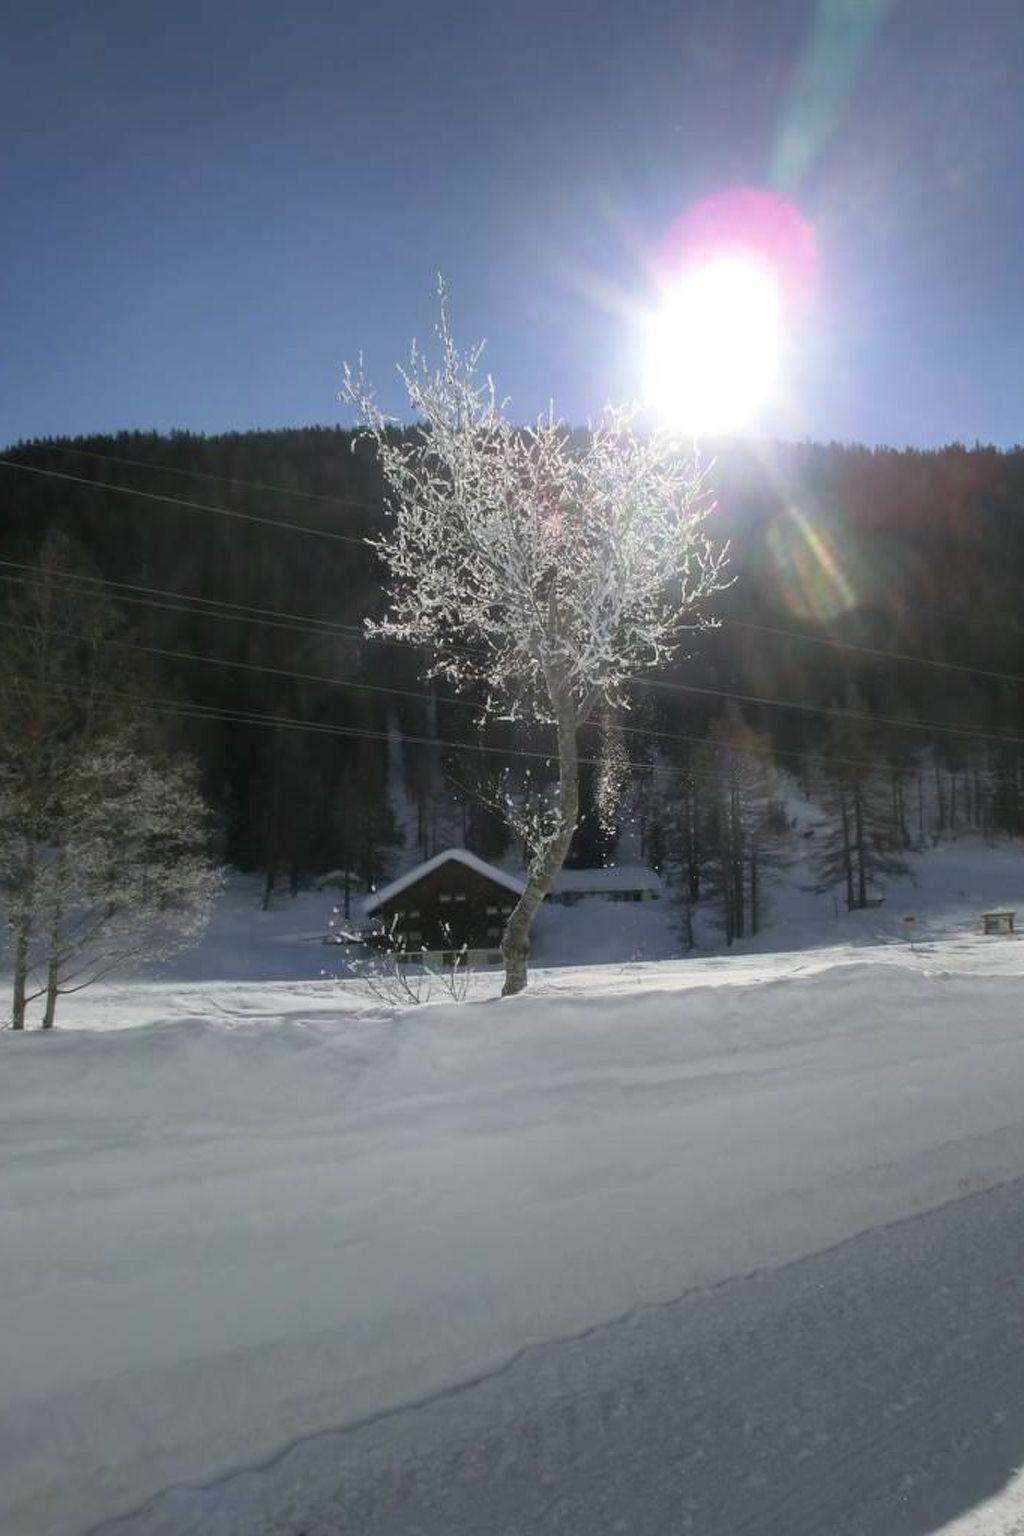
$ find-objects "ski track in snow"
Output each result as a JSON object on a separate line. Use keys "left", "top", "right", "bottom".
{"left": 87, "top": 1176, "right": 1024, "bottom": 1536}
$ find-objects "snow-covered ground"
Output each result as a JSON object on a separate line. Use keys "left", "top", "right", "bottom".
{"left": 116, "top": 830, "right": 1024, "bottom": 982}
{"left": 87, "top": 1175, "right": 1024, "bottom": 1536}
{"left": 6, "top": 845, "right": 1024, "bottom": 1534}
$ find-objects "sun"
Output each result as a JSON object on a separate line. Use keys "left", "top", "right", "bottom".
{"left": 644, "top": 255, "right": 782, "bottom": 437}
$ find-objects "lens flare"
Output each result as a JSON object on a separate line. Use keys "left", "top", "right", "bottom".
{"left": 772, "top": 0, "right": 890, "bottom": 189}
{"left": 767, "top": 504, "right": 859, "bottom": 624}
{"left": 644, "top": 256, "right": 782, "bottom": 435}
{"left": 644, "top": 188, "right": 817, "bottom": 438}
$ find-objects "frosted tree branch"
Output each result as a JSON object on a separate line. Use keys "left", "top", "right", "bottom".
{"left": 342, "top": 287, "right": 730, "bottom": 994}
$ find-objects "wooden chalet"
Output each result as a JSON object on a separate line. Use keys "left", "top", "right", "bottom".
{"left": 362, "top": 849, "right": 526, "bottom": 964}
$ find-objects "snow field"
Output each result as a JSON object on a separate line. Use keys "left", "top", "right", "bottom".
{"left": 6, "top": 928, "right": 1024, "bottom": 1533}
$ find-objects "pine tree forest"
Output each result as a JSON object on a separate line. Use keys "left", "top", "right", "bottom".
{"left": 3, "top": 430, "right": 1024, "bottom": 934}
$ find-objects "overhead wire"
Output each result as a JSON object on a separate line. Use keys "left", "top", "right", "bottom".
{"left": 2, "top": 459, "right": 1023, "bottom": 761}
{"left": 21, "top": 440, "right": 1024, "bottom": 658}
{"left": 716, "top": 615, "right": 1024, "bottom": 690}
{"left": 0, "top": 458, "right": 373, "bottom": 547}
{"left": 0, "top": 557, "right": 369, "bottom": 641}
{"left": 1, "top": 563, "right": 1020, "bottom": 757}
{"left": 6, "top": 453, "right": 1024, "bottom": 690}
{"left": 3, "top": 551, "right": 1021, "bottom": 721}
{"left": 28, "top": 440, "right": 387, "bottom": 513}
{"left": 14, "top": 677, "right": 759, "bottom": 790}
{"left": 4, "top": 605, "right": 1021, "bottom": 792}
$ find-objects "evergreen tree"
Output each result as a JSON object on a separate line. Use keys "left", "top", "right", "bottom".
{"left": 815, "top": 712, "right": 909, "bottom": 910}
{"left": 696, "top": 712, "right": 788, "bottom": 945}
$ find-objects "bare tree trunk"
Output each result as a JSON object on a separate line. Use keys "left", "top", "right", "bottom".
{"left": 41, "top": 882, "right": 62, "bottom": 1030}
{"left": 688, "top": 805, "right": 699, "bottom": 902}
{"left": 683, "top": 775, "right": 701, "bottom": 903}
{"left": 891, "top": 769, "right": 910, "bottom": 847}
{"left": 261, "top": 726, "right": 284, "bottom": 912}
{"left": 730, "top": 788, "right": 744, "bottom": 940}
{"left": 501, "top": 701, "right": 580, "bottom": 997}
{"left": 853, "top": 785, "right": 867, "bottom": 909}
{"left": 41, "top": 953, "right": 60, "bottom": 1030}
{"left": 9, "top": 855, "right": 37, "bottom": 1031}
{"left": 840, "top": 792, "right": 854, "bottom": 912}
{"left": 750, "top": 840, "right": 760, "bottom": 936}
{"left": 10, "top": 917, "right": 30, "bottom": 1031}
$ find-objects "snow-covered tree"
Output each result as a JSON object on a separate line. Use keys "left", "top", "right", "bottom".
{"left": 27, "top": 742, "right": 220, "bottom": 1028}
{"left": 0, "top": 530, "right": 117, "bottom": 1028}
{"left": 344, "top": 288, "right": 729, "bottom": 994}
{"left": 0, "top": 532, "right": 219, "bottom": 1029}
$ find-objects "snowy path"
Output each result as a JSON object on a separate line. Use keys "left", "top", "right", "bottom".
{"left": 5, "top": 942, "right": 1024, "bottom": 1533}
{"left": 92, "top": 1175, "right": 1024, "bottom": 1536}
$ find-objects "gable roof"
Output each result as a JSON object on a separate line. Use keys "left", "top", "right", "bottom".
{"left": 363, "top": 848, "right": 526, "bottom": 916}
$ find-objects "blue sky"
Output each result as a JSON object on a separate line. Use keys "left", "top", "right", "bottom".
{"left": 2, "top": 0, "right": 1022, "bottom": 449}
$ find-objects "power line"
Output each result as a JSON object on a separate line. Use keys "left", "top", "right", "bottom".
{"left": 4, "top": 550, "right": 1022, "bottom": 715}
{"left": 719, "top": 615, "right": 1024, "bottom": 690}
{"left": 0, "top": 558, "right": 369, "bottom": 640}
{"left": 6, "top": 454, "right": 1024, "bottom": 693}
{"left": 10, "top": 677, "right": 630, "bottom": 776}
{"left": 3, "top": 560, "right": 1021, "bottom": 755}
{"left": 10, "top": 443, "right": 1024, "bottom": 682}
{"left": 17, "top": 677, "right": 833, "bottom": 793}
{"left": 33, "top": 441, "right": 386, "bottom": 514}
{"left": 0, "top": 459, "right": 373, "bottom": 547}
{"left": 0, "top": 615, "right": 887, "bottom": 777}
{"left": 634, "top": 671, "right": 1022, "bottom": 747}
{"left": 6, "top": 605, "right": 1024, "bottom": 792}
{"left": 0, "top": 616, "right": 470, "bottom": 717}
{"left": 0, "top": 569, "right": 369, "bottom": 648}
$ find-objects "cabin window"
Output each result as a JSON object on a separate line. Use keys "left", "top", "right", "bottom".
{"left": 485, "top": 905, "right": 498, "bottom": 916}
{"left": 500, "top": 905, "right": 513, "bottom": 916}
{"left": 487, "top": 926, "right": 501, "bottom": 940}
{"left": 439, "top": 893, "right": 452, "bottom": 905}
{"left": 453, "top": 892, "right": 467, "bottom": 903}
{"left": 408, "top": 908, "right": 420, "bottom": 919}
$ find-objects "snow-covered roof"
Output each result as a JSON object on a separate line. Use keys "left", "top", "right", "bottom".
{"left": 363, "top": 848, "right": 526, "bottom": 916}
{"left": 313, "top": 868, "right": 357, "bottom": 889}
{"left": 550, "top": 865, "right": 663, "bottom": 894}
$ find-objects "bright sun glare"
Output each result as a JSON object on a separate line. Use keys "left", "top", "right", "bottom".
{"left": 644, "top": 256, "right": 782, "bottom": 437}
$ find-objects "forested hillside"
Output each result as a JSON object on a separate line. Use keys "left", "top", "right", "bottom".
{"left": 3, "top": 429, "right": 1023, "bottom": 927}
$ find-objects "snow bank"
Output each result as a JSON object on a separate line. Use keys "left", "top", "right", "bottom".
{"left": 6, "top": 935, "right": 1024, "bottom": 1533}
